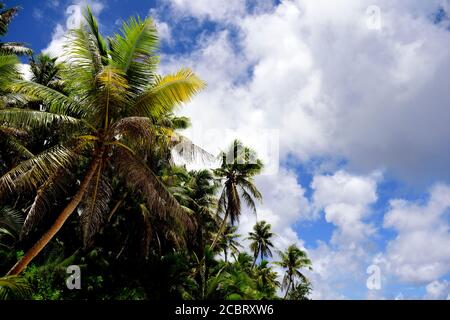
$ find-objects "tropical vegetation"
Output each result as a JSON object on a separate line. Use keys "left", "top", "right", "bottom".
{"left": 0, "top": 3, "right": 313, "bottom": 300}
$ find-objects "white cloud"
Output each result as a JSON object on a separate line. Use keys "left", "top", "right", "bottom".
{"left": 43, "top": 1, "right": 105, "bottom": 57}
{"left": 168, "top": 0, "right": 246, "bottom": 22}
{"left": 381, "top": 184, "right": 450, "bottom": 284}
{"left": 18, "top": 64, "right": 32, "bottom": 81}
{"left": 159, "top": 0, "right": 450, "bottom": 185}
{"left": 155, "top": 0, "right": 450, "bottom": 298}
{"left": 311, "top": 170, "right": 380, "bottom": 245}
{"left": 425, "top": 280, "right": 450, "bottom": 300}
{"left": 306, "top": 170, "right": 381, "bottom": 299}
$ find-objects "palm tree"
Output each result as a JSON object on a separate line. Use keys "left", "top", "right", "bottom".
{"left": 275, "top": 244, "right": 312, "bottom": 299}
{"left": 255, "top": 260, "right": 280, "bottom": 298}
{"left": 0, "top": 7, "right": 205, "bottom": 275}
{"left": 215, "top": 224, "right": 241, "bottom": 263}
{"left": 29, "top": 54, "right": 65, "bottom": 94}
{"left": 247, "top": 220, "right": 274, "bottom": 267}
{"left": 287, "top": 280, "right": 312, "bottom": 300}
{"left": 211, "top": 140, "right": 263, "bottom": 249}
{"left": 0, "top": 3, "right": 32, "bottom": 56}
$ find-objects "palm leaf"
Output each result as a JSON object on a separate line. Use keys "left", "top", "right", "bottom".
{"left": 131, "top": 68, "right": 206, "bottom": 118}
{"left": 0, "top": 108, "right": 81, "bottom": 131}
{"left": 0, "top": 145, "right": 80, "bottom": 196}
{"left": 0, "top": 42, "right": 32, "bottom": 55}
{"left": 21, "top": 165, "right": 74, "bottom": 238}
{"left": 114, "top": 148, "right": 195, "bottom": 235}
{"left": 7, "top": 81, "right": 85, "bottom": 118}
{"left": 0, "top": 276, "right": 32, "bottom": 300}
{"left": 79, "top": 166, "right": 112, "bottom": 248}
{"left": 0, "top": 6, "right": 18, "bottom": 36}
{"left": 0, "top": 206, "right": 23, "bottom": 242}
{"left": 110, "top": 16, "right": 158, "bottom": 92}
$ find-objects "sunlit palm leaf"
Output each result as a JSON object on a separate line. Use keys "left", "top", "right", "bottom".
{"left": 131, "top": 68, "right": 206, "bottom": 117}
{"left": 0, "top": 42, "right": 32, "bottom": 55}
{"left": 0, "top": 108, "right": 81, "bottom": 131}
{"left": 110, "top": 17, "right": 158, "bottom": 92}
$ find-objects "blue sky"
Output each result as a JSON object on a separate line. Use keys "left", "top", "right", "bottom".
{"left": 5, "top": 0, "right": 450, "bottom": 300}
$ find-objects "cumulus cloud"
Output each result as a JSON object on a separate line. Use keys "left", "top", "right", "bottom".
{"left": 425, "top": 280, "right": 450, "bottom": 300}
{"left": 153, "top": 0, "right": 450, "bottom": 298}
{"left": 159, "top": 0, "right": 450, "bottom": 185}
{"left": 306, "top": 170, "right": 381, "bottom": 299}
{"left": 381, "top": 184, "right": 450, "bottom": 284}
{"left": 311, "top": 170, "right": 381, "bottom": 245}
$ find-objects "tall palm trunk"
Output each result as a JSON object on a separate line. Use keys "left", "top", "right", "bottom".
{"left": 251, "top": 244, "right": 260, "bottom": 269}
{"left": 6, "top": 154, "right": 102, "bottom": 275}
{"left": 210, "top": 211, "right": 229, "bottom": 251}
{"left": 283, "top": 275, "right": 293, "bottom": 300}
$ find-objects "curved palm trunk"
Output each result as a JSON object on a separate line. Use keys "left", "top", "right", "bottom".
{"left": 210, "top": 211, "right": 229, "bottom": 251}
{"left": 6, "top": 156, "right": 102, "bottom": 276}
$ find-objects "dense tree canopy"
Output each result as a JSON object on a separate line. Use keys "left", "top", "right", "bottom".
{"left": 0, "top": 3, "right": 312, "bottom": 300}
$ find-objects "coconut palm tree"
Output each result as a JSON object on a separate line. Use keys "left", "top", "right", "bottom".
{"left": 215, "top": 224, "right": 241, "bottom": 263}
{"left": 0, "top": 7, "right": 205, "bottom": 275}
{"left": 29, "top": 53, "right": 64, "bottom": 94}
{"left": 255, "top": 260, "right": 280, "bottom": 298}
{"left": 0, "top": 2, "right": 32, "bottom": 56}
{"left": 275, "top": 244, "right": 312, "bottom": 299}
{"left": 247, "top": 220, "right": 275, "bottom": 267}
{"left": 211, "top": 140, "right": 263, "bottom": 249}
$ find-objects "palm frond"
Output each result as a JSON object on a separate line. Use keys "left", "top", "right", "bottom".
{"left": 0, "top": 206, "right": 23, "bottom": 241}
{"left": 0, "top": 145, "right": 80, "bottom": 196}
{"left": 131, "top": 68, "right": 206, "bottom": 117}
{"left": 79, "top": 166, "right": 112, "bottom": 248}
{"left": 0, "top": 42, "right": 32, "bottom": 55}
{"left": 0, "top": 108, "right": 81, "bottom": 131}
{"left": 83, "top": 6, "right": 108, "bottom": 61}
{"left": 114, "top": 148, "right": 195, "bottom": 236}
{"left": 21, "top": 165, "right": 74, "bottom": 238}
{"left": 0, "top": 6, "right": 18, "bottom": 36}
{"left": 110, "top": 16, "right": 158, "bottom": 92}
{"left": 8, "top": 81, "right": 84, "bottom": 117}
{"left": 0, "top": 54, "right": 19, "bottom": 84}
{"left": 0, "top": 276, "right": 32, "bottom": 300}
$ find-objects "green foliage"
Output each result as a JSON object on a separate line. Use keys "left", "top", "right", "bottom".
{"left": 0, "top": 3, "right": 313, "bottom": 301}
{"left": 0, "top": 275, "right": 32, "bottom": 299}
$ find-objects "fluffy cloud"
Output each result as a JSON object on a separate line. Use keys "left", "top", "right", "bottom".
{"left": 160, "top": 0, "right": 450, "bottom": 185}
{"left": 307, "top": 170, "right": 381, "bottom": 299}
{"left": 155, "top": 0, "right": 450, "bottom": 298}
{"left": 311, "top": 170, "right": 380, "bottom": 245}
{"left": 381, "top": 184, "right": 450, "bottom": 284}
{"left": 43, "top": 0, "right": 105, "bottom": 57}
{"left": 425, "top": 280, "right": 450, "bottom": 300}
{"left": 167, "top": 0, "right": 246, "bottom": 22}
